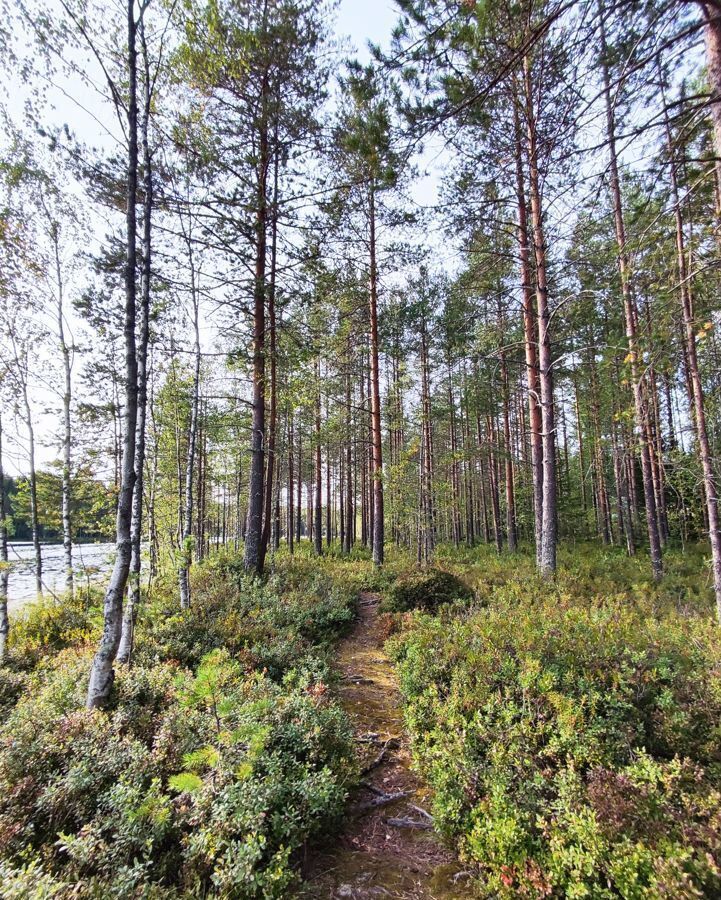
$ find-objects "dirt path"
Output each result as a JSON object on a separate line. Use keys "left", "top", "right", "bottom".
{"left": 301, "top": 593, "right": 472, "bottom": 899}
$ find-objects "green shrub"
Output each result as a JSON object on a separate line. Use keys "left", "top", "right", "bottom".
{"left": 0, "top": 667, "right": 28, "bottom": 718}
{"left": 380, "top": 568, "right": 473, "bottom": 614}
{"left": 134, "top": 563, "right": 354, "bottom": 679}
{"left": 0, "top": 552, "right": 359, "bottom": 897}
{"left": 389, "top": 585, "right": 721, "bottom": 897}
{"left": 8, "top": 593, "right": 98, "bottom": 667}
{"left": 0, "top": 647, "right": 354, "bottom": 898}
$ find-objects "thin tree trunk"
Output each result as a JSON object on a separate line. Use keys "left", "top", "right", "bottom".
{"left": 0, "top": 410, "right": 8, "bottom": 664}
{"left": 344, "top": 342, "right": 353, "bottom": 554}
{"left": 87, "top": 0, "right": 139, "bottom": 708}
{"left": 119, "top": 32, "right": 152, "bottom": 663}
{"left": 664, "top": 69, "right": 721, "bottom": 616}
{"left": 599, "top": 3, "right": 663, "bottom": 579}
{"left": 314, "top": 358, "right": 323, "bottom": 555}
{"left": 513, "top": 88, "right": 543, "bottom": 563}
{"left": 420, "top": 325, "right": 435, "bottom": 557}
{"left": 15, "top": 357, "right": 42, "bottom": 597}
{"left": 179, "top": 269, "right": 201, "bottom": 610}
{"left": 523, "top": 51, "right": 557, "bottom": 576}
{"left": 51, "top": 224, "right": 74, "bottom": 596}
{"left": 296, "top": 429, "right": 302, "bottom": 543}
{"left": 243, "top": 49, "right": 270, "bottom": 574}
{"left": 368, "top": 180, "right": 384, "bottom": 566}
{"left": 260, "top": 135, "right": 280, "bottom": 569}
{"left": 287, "top": 411, "right": 294, "bottom": 553}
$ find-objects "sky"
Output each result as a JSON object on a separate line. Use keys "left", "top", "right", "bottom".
{"left": 1, "top": 0, "right": 415, "bottom": 477}
{"left": 337, "top": 0, "right": 399, "bottom": 60}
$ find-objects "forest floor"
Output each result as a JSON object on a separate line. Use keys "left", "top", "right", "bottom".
{"left": 301, "top": 592, "right": 472, "bottom": 900}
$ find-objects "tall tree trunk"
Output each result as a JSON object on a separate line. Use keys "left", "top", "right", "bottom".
{"left": 447, "top": 360, "right": 461, "bottom": 546}
{"left": 87, "top": 0, "right": 139, "bottom": 708}
{"left": 523, "top": 51, "right": 557, "bottom": 576}
{"left": 420, "top": 325, "right": 435, "bottom": 558}
{"left": 599, "top": 3, "right": 663, "bottom": 579}
{"left": 663, "top": 71, "right": 721, "bottom": 616}
{"left": 119, "top": 33, "right": 152, "bottom": 663}
{"left": 498, "top": 308, "right": 517, "bottom": 551}
{"left": 344, "top": 341, "right": 353, "bottom": 554}
{"left": 314, "top": 357, "right": 323, "bottom": 555}
{"left": 13, "top": 359, "right": 43, "bottom": 598}
{"left": 287, "top": 411, "right": 294, "bottom": 553}
{"left": 243, "top": 58, "right": 270, "bottom": 574}
{"left": 0, "top": 410, "right": 8, "bottom": 664}
{"left": 701, "top": 2, "right": 721, "bottom": 203}
{"left": 52, "top": 225, "right": 73, "bottom": 596}
{"left": 486, "top": 413, "right": 503, "bottom": 553}
{"left": 296, "top": 429, "right": 302, "bottom": 543}
{"left": 178, "top": 265, "right": 201, "bottom": 611}
{"left": 260, "top": 136, "right": 279, "bottom": 569}
{"left": 368, "top": 180, "right": 384, "bottom": 566}
{"left": 513, "top": 87, "right": 543, "bottom": 564}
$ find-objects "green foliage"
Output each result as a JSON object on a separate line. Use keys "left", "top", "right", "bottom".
{"left": 8, "top": 593, "right": 99, "bottom": 666}
{"left": 380, "top": 568, "right": 473, "bottom": 614}
{"left": 9, "top": 468, "right": 116, "bottom": 543}
{"left": 0, "top": 554, "right": 357, "bottom": 898}
{"left": 388, "top": 544, "right": 721, "bottom": 898}
{"left": 134, "top": 555, "right": 355, "bottom": 678}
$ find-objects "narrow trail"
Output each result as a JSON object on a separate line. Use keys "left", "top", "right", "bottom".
{"left": 302, "top": 592, "right": 472, "bottom": 899}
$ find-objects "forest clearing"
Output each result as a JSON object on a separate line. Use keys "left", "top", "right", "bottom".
{"left": 2, "top": 0, "right": 721, "bottom": 896}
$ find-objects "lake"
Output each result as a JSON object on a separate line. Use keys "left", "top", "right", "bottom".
{"left": 5, "top": 542, "right": 117, "bottom": 612}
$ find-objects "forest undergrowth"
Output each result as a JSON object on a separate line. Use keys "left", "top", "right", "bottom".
{"left": 0, "top": 541, "right": 720, "bottom": 898}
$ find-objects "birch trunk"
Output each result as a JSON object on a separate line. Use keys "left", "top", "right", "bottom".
{"left": 87, "top": 0, "right": 139, "bottom": 708}
{"left": 0, "top": 410, "right": 8, "bottom": 663}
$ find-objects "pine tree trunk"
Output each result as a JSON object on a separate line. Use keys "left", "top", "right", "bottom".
{"left": 287, "top": 412, "right": 294, "bottom": 553}
{"left": 260, "top": 139, "right": 279, "bottom": 569}
{"left": 368, "top": 180, "right": 384, "bottom": 566}
{"left": 296, "top": 430, "right": 302, "bottom": 544}
{"left": 702, "top": 3, "right": 721, "bottom": 203}
{"left": 420, "top": 325, "right": 435, "bottom": 558}
{"left": 599, "top": 3, "right": 663, "bottom": 579}
{"left": 664, "top": 75, "right": 721, "bottom": 616}
{"left": 179, "top": 277, "right": 201, "bottom": 611}
{"left": 523, "top": 52, "right": 557, "bottom": 576}
{"left": 513, "top": 89, "right": 543, "bottom": 564}
{"left": 314, "top": 358, "right": 323, "bottom": 555}
{"left": 243, "top": 60, "right": 270, "bottom": 574}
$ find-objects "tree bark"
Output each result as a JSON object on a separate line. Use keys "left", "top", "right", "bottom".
{"left": 663, "top": 72, "right": 721, "bottom": 617}
{"left": 51, "top": 223, "right": 74, "bottom": 597}
{"left": 523, "top": 50, "right": 557, "bottom": 576}
{"left": 243, "top": 57, "right": 270, "bottom": 573}
{"left": 260, "top": 135, "right": 279, "bottom": 569}
{"left": 119, "top": 31, "right": 152, "bottom": 663}
{"left": 513, "top": 86, "right": 543, "bottom": 564}
{"left": 87, "top": 0, "right": 139, "bottom": 708}
{"left": 368, "top": 179, "right": 384, "bottom": 566}
{"left": 314, "top": 358, "right": 323, "bottom": 555}
{"left": 0, "top": 410, "right": 8, "bottom": 664}
{"left": 598, "top": 3, "right": 663, "bottom": 579}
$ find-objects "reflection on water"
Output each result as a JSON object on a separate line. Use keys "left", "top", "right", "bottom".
{"left": 5, "top": 542, "right": 117, "bottom": 611}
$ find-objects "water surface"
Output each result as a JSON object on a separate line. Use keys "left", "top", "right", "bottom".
{"left": 5, "top": 542, "right": 117, "bottom": 612}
